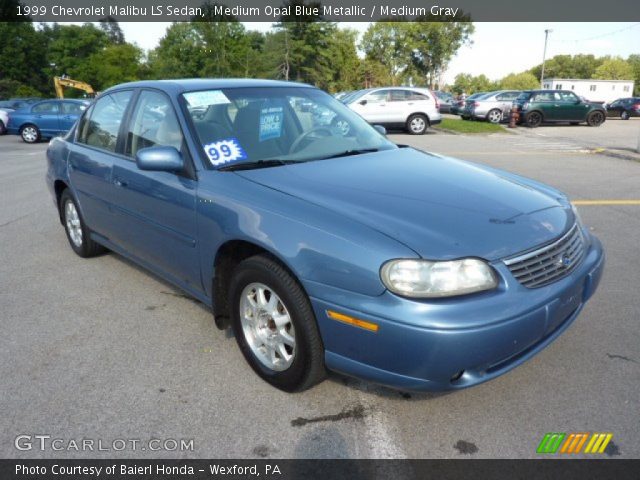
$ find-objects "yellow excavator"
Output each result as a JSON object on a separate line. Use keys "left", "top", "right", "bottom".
{"left": 54, "top": 76, "right": 96, "bottom": 99}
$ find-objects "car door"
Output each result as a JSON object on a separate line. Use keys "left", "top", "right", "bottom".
{"left": 350, "top": 90, "right": 389, "bottom": 123}
{"left": 31, "top": 101, "right": 60, "bottom": 136}
{"left": 60, "top": 101, "right": 87, "bottom": 132}
{"left": 557, "top": 91, "right": 588, "bottom": 121}
{"left": 68, "top": 90, "right": 134, "bottom": 238}
{"left": 531, "top": 92, "right": 557, "bottom": 121}
{"left": 386, "top": 90, "right": 412, "bottom": 123}
{"left": 495, "top": 91, "right": 519, "bottom": 114}
{"left": 109, "top": 89, "right": 201, "bottom": 290}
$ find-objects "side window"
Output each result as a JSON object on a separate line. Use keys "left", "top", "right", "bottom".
{"left": 79, "top": 91, "right": 132, "bottom": 152}
{"left": 366, "top": 90, "right": 389, "bottom": 103}
{"left": 62, "top": 102, "right": 86, "bottom": 114}
{"left": 76, "top": 104, "right": 95, "bottom": 144}
{"left": 497, "top": 92, "right": 518, "bottom": 101}
{"left": 408, "top": 91, "right": 430, "bottom": 101}
{"left": 126, "top": 90, "right": 184, "bottom": 157}
{"left": 559, "top": 91, "right": 578, "bottom": 102}
{"left": 533, "top": 92, "right": 553, "bottom": 102}
{"left": 32, "top": 102, "right": 59, "bottom": 114}
{"left": 389, "top": 90, "right": 409, "bottom": 102}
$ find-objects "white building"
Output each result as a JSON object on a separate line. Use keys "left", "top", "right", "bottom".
{"left": 542, "top": 78, "right": 635, "bottom": 104}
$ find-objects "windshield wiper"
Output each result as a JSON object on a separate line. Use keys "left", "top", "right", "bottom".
{"left": 217, "top": 159, "right": 297, "bottom": 171}
{"left": 319, "top": 148, "right": 381, "bottom": 160}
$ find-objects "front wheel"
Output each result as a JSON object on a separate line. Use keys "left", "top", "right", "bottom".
{"left": 487, "top": 109, "right": 503, "bottom": 124}
{"left": 0, "top": 120, "right": 6, "bottom": 135}
{"left": 525, "top": 111, "right": 543, "bottom": 128}
{"left": 21, "top": 124, "right": 40, "bottom": 143}
{"left": 60, "top": 190, "right": 106, "bottom": 258}
{"left": 621, "top": 111, "right": 630, "bottom": 120}
{"left": 229, "top": 255, "right": 326, "bottom": 392}
{"left": 587, "top": 110, "right": 605, "bottom": 127}
{"left": 406, "top": 114, "right": 428, "bottom": 134}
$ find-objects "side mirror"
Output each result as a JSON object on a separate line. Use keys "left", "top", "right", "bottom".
{"left": 136, "top": 146, "right": 184, "bottom": 172}
{"left": 373, "top": 125, "right": 387, "bottom": 136}
{"left": 359, "top": 99, "right": 368, "bottom": 106}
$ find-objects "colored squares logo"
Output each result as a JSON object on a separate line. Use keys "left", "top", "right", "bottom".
{"left": 537, "top": 432, "right": 613, "bottom": 454}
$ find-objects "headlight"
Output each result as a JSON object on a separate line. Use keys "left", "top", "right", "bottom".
{"left": 380, "top": 258, "right": 498, "bottom": 298}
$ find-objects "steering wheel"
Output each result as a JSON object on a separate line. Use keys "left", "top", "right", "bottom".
{"left": 288, "top": 127, "right": 333, "bottom": 154}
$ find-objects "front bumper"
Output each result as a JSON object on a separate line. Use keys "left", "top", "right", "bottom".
{"left": 305, "top": 233, "right": 604, "bottom": 391}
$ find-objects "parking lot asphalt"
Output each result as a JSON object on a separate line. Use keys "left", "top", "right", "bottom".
{"left": 1, "top": 122, "right": 639, "bottom": 459}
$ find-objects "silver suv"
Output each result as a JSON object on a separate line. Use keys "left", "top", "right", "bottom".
{"left": 470, "top": 90, "right": 521, "bottom": 123}
{"left": 345, "top": 87, "right": 442, "bottom": 134}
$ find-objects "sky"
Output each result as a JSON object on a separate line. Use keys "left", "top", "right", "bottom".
{"left": 117, "top": 22, "right": 640, "bottom": 84}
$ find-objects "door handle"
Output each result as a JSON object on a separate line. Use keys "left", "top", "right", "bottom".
{"left": 113, "top": 178, "right": 128, "bottom": 188}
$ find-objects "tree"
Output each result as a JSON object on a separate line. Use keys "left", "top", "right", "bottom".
{"left": 627, "top": 54, "right": 640, "bottom": 95}
{"left": 361, "top": 20, "right": 474, "bottom": 87}
{"left": 592, "top": 57, "right": 634, "bottom": 80}
{"left": 0, "top": 22, "right": 49, "bottom": 95}
{"left": 498, "top": 72, "right": 539, "bottom": 90}
{"left": 530, "top": 54, "right": 603, "bottom": 80}
{"left": 148, "top": 23, "right": 208, "bottom": 79}
{"left": 99, "top": 16, "right": 125, "bottom": 44}
{"left": 86, "top": 43, "right": 143, "bottom": 90}
{"left": 451, "top": 73, "right": 496, "bottom": 95}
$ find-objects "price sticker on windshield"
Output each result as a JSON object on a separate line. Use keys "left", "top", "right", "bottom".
{"left": 259, "top": 106, "right": 284, "bottom": 141}
{"left": 203, "top": 138, "right": 247, "bottom": 167}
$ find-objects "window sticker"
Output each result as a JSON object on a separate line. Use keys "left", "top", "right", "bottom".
{"left": 184, "top": 90, "right": 231, "bottom": 108}
{"left": 203, "top": 138, "right": 247, "bottom": 167}
{"left": 259, "top": 106, "right": 284, "bottom": 142}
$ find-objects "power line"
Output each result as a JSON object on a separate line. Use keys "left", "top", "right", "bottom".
{"left": 553, "top": 23, "right": 640, "bottom": 43}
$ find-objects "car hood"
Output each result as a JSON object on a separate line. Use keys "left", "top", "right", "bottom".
{"left": 235, "top": 148, "right": 573, "bottom": 261}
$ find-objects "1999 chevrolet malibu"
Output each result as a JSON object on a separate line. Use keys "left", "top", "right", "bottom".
{"left": 46, "top": 80, "right": 605, "bottom": 392}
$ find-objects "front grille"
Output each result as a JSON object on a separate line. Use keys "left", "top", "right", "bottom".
{"left": 504, "top": 224, "right": 586, "bottom": 288}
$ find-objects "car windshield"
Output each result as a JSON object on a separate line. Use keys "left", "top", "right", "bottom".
{"left": 183, "top": 86, "right": 396, "bottom": 168}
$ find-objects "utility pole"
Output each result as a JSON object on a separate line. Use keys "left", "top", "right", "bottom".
{"left": 540, "top": 29, "right": 553, "bottom": 88}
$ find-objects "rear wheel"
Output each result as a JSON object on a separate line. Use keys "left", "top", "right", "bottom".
{"left": 587, "top": 110, "right": 605, "bottom": 127}
{"left": 525, "top": 111, "right": 542, "bottom": 128}
{"left": 621, "top": 111, "right": 630, "bottom": 120}
{"left": 0, "top": 120, "right": 5, "bottom": 135}
{"left": 229, "top": 255, "right": 326, "bottom": 392}
{"left": 487, "top": 109, "right": 503, "bottom": 124}
{"left": 60, "top": 190, "right": 105, "bottom": 258}
{"left": 21, "top": 124, "right": 40, "bottom": 143}
{"left": 406, "top": 114, "right": 428, "bottom": 134}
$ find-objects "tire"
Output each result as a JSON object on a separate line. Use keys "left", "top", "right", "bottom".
{"left": 587, "top": 110, "right": 605, "bottom": 127}
{"left": 570, "top": 122, "right": 580, "bottom": 126}
{"left": 59, "top": 189, "right": 106, "bottom": 258}
{"left": 487, "top": 109, "right": 502, "bottom": 124}
{"left": 525, "top": 111, "right": 543, "bottom": 128}
{"left": 21, "top": 124, "right": 40, "bottom": 143}
{"left": 406, "top": 114, "right": 428, "bottom": 134}
{"left": 621, "top": 111, "right": 630, "bottom": 120}
{"left": 229, "top": 254, "right": 326, "bottom": 392}
{"left": 0, "top": 120, "right": 5, "bottom": 135}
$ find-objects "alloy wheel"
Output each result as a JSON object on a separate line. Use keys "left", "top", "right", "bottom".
{"left": 22, "top": 126, "right": 38, "bottom": 143}
{"left": 487, "top": 109, "right": 502, "bottom": 124}
{"left": 410, "top": 116, "right": 426, "bottom": 133}
{"left": 239, "top": 282, "right": 296, "bottom": 372}
{"left": 64, "top": 200, "right": 83, "bottom": 247}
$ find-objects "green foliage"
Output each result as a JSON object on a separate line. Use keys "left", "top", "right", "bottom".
{"left": 529, "top": 54, "right": 604, "bottom": 80}
{"left": 361, "top": 20, "right": 474, "bottom": 87}
{"left": 451, "top": 73, "right": 497, "bottom": 95}
{"left": 0, "top": 22, "right": 48, "bottom": 96}
{"left": 498, "top": 72, "right": 539, "bottom": 90}
{"left": 592, "top": 57, "right": 635, "bottom": 80}
{"left": 627, "top": 55, "right": 640, "bottom": 95}
{"left": 438, "top": 118, "right": 504, "bottom": 134}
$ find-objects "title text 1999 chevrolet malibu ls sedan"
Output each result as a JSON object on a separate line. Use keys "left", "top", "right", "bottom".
{"left": 46, "top": 79, "right": 604, "bottom": 392}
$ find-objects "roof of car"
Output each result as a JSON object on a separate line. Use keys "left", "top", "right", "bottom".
{"left": 103, "top": 78, "right": 313, "bottom": 95}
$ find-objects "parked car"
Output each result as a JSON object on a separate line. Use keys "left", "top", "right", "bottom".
{"left": 433, "top": 90, "right": 454, "bottom": 114}
{"left": 47, "top": 79, "right": 604, "bottom": 393}
{"left": 0, "top": 98, "right": 40, "bottom": 110}
{"left": 514, "top": 90, "right": 606, "bottom": 127}
{"left": 7, "top": 98, "right": 89, "bottom": 143}
{"left": 0, "top": 108, "right": 10, "bottom": 135}
{"left": 345, "top": 86, "right": 441, "bottom": 134}
{"left": 605, "top": 97, "right": 640, "bottom": 120}
{"left": 469, "top": 90, "right": 521, "bottom": 123}
{"left": 458, "top": 92, "right": 489, "bottom": 119}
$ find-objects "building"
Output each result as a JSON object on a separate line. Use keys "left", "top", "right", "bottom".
{"left": 542, "top": 78, "right": 635, "bottom": 104}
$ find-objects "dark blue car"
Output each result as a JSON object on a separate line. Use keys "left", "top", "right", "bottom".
{"left": 46, "top": 79, "right": 605, "bottom": 392}
{"left": 8, "top": 98, "right": 89, "bottom": 143}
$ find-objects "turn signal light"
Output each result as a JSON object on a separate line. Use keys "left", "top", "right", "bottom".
{"left": 326, "top": 310, "right": 379, "bottom": 332}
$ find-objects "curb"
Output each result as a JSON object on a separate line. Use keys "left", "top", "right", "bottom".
{"left": 590, "top": 147, "right": 640, "bottom": 162}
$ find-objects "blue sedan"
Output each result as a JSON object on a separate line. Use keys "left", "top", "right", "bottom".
{"left": 7, "top": 98, "right": 89, "bottom": 143}
{"left": 46, "top": 79, "right": 604, "bottom": 392}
